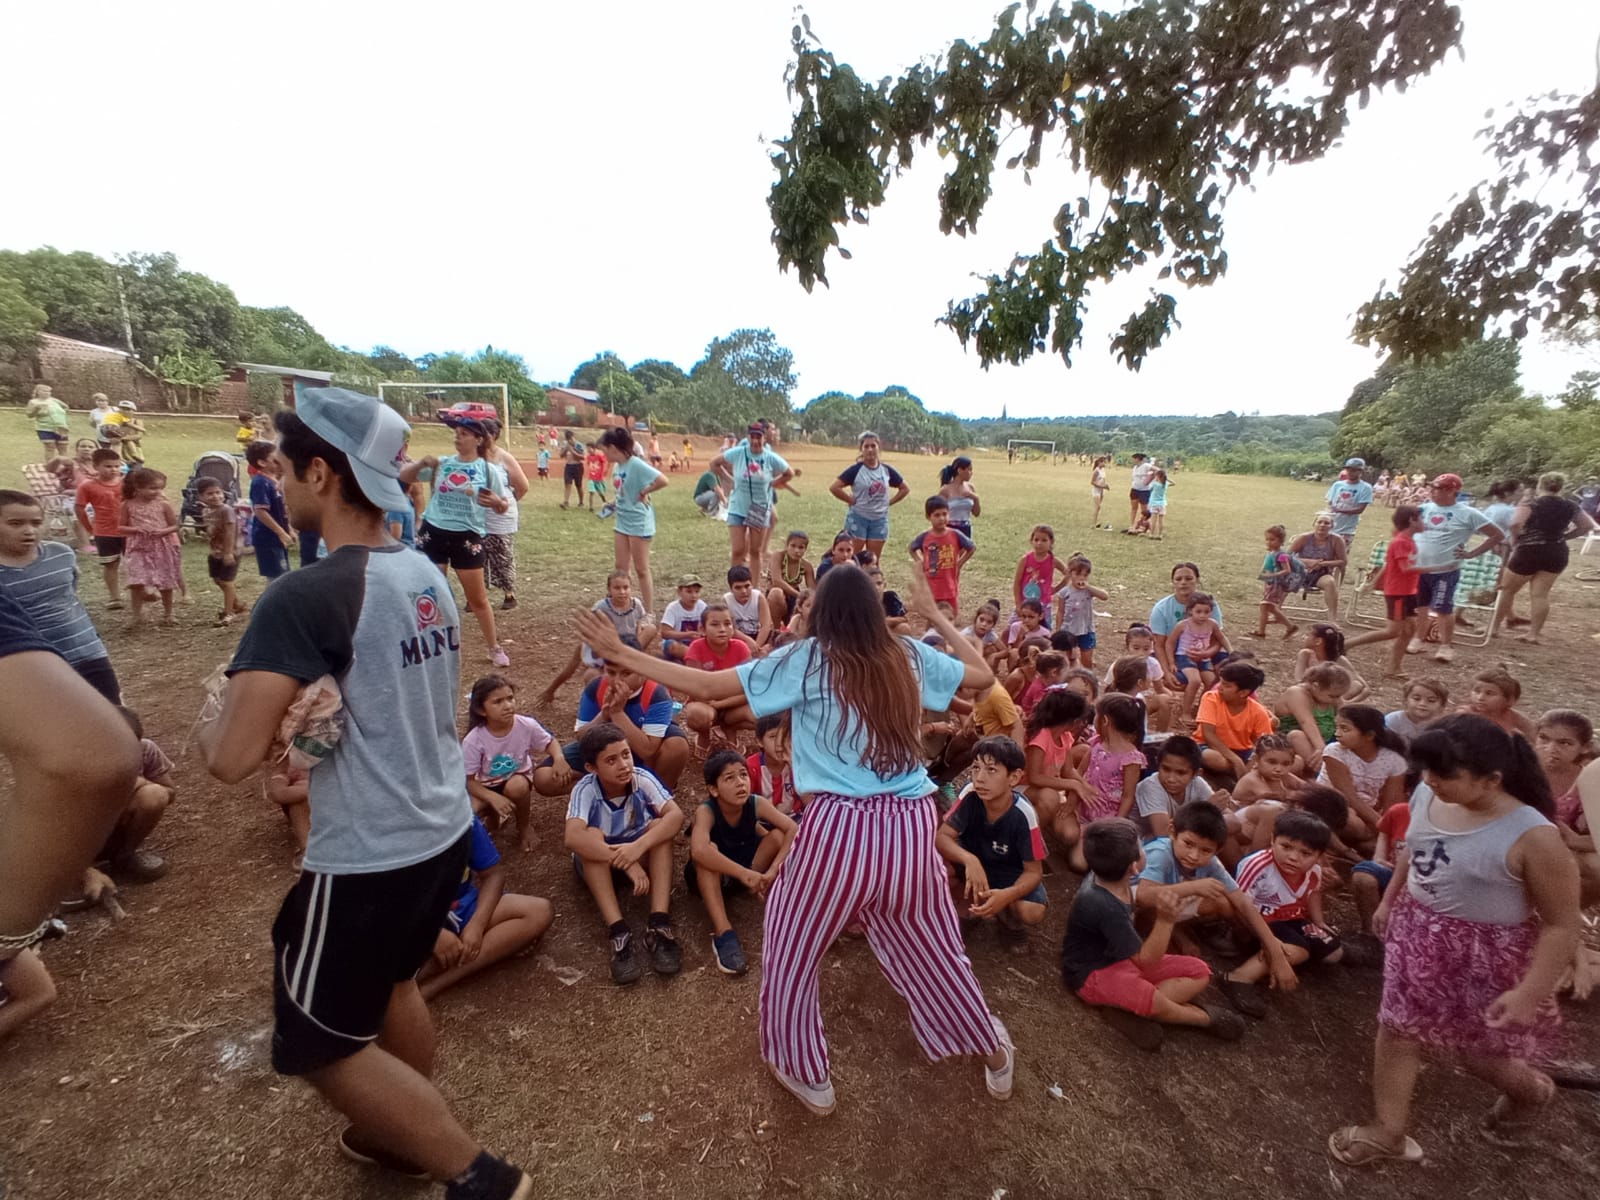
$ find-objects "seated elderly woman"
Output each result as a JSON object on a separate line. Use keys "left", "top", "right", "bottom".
{"left": 1288, "top": 513, "right": 1347, "bottom": 618}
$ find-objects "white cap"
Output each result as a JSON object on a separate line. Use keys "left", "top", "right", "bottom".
{"left": 294, "top": 387, "right": 412, "bottom": 512}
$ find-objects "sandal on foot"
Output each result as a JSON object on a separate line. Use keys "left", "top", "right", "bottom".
{"left": 1327, "top": 1126, "right": 1424, "bottom": 1166}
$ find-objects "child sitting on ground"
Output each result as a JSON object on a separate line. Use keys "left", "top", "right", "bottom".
{"left": 1133, "top": 800, "right": 1294, "bottom": 989}
{"left": 1196, "top": 662, "right": 1275, "bottom": 779}
{"left": 1061, "top": 817, "right": 1245, "bottom": 1050}
{"left": 1229, "top": 779, "right": 1356, "bottom": 870}
{"left": 1221, "top": 809, "right": 1346, "bottom": 1015}
{"left": 1018, "top": 650, "right": 1068, "bottom": 719}
{"left": 1294, "top": 624, "right": 1369, "bottom": 702}
{"left": 102, "top": 707, "right": 175, "bottom": 882}
{"left": 1459, "top": 666, "right": 1538, "bottom": 740}
{"left": 1024, "top": 688, "right": 1096, "bottom": 848}
{"left": 1062, "top": 667, "right": 1100, "bottom": 704}
{"left": 961, "top": 600, "right": 1007, "bottom": 667}
{"left": 541, "top": 571, "right": 658, "bottom": 704}
{"left": 1351, "top": 799, "right": 1409, "bottom": 937}
{"left": 1106, "top": 654, "right": 1175, "bottom": 735}
{"left": 1172, "top": 592, "right": 1231, "bottom": 716}
{"left": 1384, "top": 677, "right": 1447, "bottom": 748}
{"left": 1132, "top": 735, "right": 1219, "bottom": 841}
{"left": 1002, "top": 634, "right": 1051, "bottom": 700}
{"left": 725, "top": 565, "right": 773, "bottom": 651}
{"left": 417, "top": 816, "right": 554, "bottom": 1001}
{"left": 1230, "top": 733, "right": 1302, "bottom": 810}
{"left": 563, "top": 722, "right": 685, "bottom": 985}
{"left": 1003, "top": 599, "right": 1048, "bottom": 668}
{"left": 1274, "top": 662, "right": 1351, "bottom": 775}
{"left": 1318, "top": 705, "right": 1408, "bottom": 844}
{"left": 680, "top": 602, "right": 757, "bottom": 748}
{"left": 1073, "top": 694, "right": 1148, "bottom": 828}
{"left": 687, "top": 751, "right": 797, "bottom": 976}
{"left": 938, "top": 736, "right": 1048, "bottom": 949}
{"left": 747, "top": 713, "right": 805, "bottom": 817}
{"left": 657, "top": 574, "right": 707, "bottom": 662}
{"left": 765, "top": 530, "right": 814, "bottom": 626}
{"left": 461, "top": 674, "right": 573, "bottom": 852}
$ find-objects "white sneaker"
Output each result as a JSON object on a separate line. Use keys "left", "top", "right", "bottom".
{"left": 1433, "top": 646, "right": 1454, "bottom": 663}
{"left": 489, "top": 646, "right": 511, "bottom": 668}
{"left": 1405, "top": 637, "right": 1426, "bottom": 655}
{"left": 984, "top": 1015, "right": 1015, "bottom": 1100}
{"left": 768, "top": 1063, "right": 836, "bottom": 1116}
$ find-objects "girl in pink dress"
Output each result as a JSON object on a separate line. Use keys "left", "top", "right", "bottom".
{"left": 120, "top": 467, "right": 183, "bottom": 624}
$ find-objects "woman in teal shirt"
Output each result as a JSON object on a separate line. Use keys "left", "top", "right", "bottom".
{"left": 599, "top": 427, "right": 668, "bottom": 616}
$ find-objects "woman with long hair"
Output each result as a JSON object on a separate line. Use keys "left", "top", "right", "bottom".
{"left": 708, "top": 423, "right": 793, "bottom": 582}
{"left": 576, "top": 564, "right": 1013, "bottom": 1115}
{"left": 939, "top": 455, "right": 981, "bottom": 542}
{"left": 1490, "top": 472, "right": 1597, "bottom": 644}
{"left": 598, "top": 426, "right": 668, "bottom": 616}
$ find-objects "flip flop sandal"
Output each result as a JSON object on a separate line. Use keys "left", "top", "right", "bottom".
{"left": 1327, "top": 1126, "right": 1424, "bottom": 1166}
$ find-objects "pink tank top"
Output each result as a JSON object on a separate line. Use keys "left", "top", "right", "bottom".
{"left": 1018, "top": 552, "right": 1054, "bottom": 607}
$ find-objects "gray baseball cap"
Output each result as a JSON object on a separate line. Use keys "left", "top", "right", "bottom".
{"left": 295, "top": 387, "right": 412, "bottom": 512}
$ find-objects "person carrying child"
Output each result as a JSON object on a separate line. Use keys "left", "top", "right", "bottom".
{"left": 461, "top": 674, "right": 573, "bottom": 852}
{"left": 1328, "top": 714, "right": 1581, "bottom": 1165}
{"left": 688, "top": 750, "right": 798, "bottom": 976}
{"left": 1061, "top": 817, "right": 1246, "bottom": 1050}
{"left": 937, "top": 736, "right": 1047, "bottom": 949}
{"left": 577, "top": 564, "right": 1016, "bottom": 1117}
{"left": 1051, "top": 553, "right": 1107, "bottom": 669}
{"left": 563, "top": 722, "right": 685, "bottom": 984}
{"left": 416, "top": 815, "right": 554, "bottom": 1001}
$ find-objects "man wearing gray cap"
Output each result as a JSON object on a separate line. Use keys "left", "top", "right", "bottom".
{"left": 198, "top": 389, "right": 531, "bottom": 1199}
{"left": 1325, "top": 458, "right": 1375, "bottom": 547}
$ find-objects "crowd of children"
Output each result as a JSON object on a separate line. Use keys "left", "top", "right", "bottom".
{"left": 5, "top": 405, "right": 1599, "bottom": 1189}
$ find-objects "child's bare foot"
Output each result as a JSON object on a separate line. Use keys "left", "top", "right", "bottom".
{"left": 1248, "top": 630, "right": 1266, "bottom": 638}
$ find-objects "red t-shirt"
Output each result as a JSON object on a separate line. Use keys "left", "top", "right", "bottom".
{"left": 1377, "top": 531, "right": 1420, "bottom": 596}
{"left": 75, "top": 478, "right": 123, "bottom": 537}
{"left": 909, "top": 527, "right": 974, "bottom": 603}
{"left": 1377, "top": 802, "right": 1411, "bottom": 854}
{"left": 685, "top": 637, "right": 752, "bottom": 671}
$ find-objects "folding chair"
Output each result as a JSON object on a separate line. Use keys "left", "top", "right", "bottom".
{"left": 20, "top": 463, "right": 78, "bottom": 542}
{"left": 1285, "top": 563, "right": 1344, "bottom": 621}
{"left": 1445, "top": 550, "right": 1502, "bottom": 647}
{"left": 1342, "top": 542, "right": 1389, "bottom": 628}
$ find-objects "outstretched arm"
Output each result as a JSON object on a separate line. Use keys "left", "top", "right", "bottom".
{"left": 576, "top": 610, "right": 746, "bottom": 702}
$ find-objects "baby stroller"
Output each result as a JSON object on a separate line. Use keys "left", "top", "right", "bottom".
{"left": 179, "top": 451, "right": 243, "bottom": 542}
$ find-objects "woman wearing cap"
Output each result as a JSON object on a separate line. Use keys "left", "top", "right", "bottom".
{"left": 599, "top": 426, "right": 668, "bottom": 616}
{"left": 577, "top": 563, "right": 1012, "bottom": 1116}
{"left": 710, "top": 424, "right": 793, "bottom": 582}
{"left": 1490, "top": 472, "right": 1597, "bottom": 645}
{"left": 830, "top": 431, "right": 909, "bottom": 560}
{"left": 1290, "top": 513, "right": 1348, "bottom": 618}
{"left": 480, "top": 420, "right": 530, "bottom": 612}
{"left": 402, "top": 419, "right": 513, "bottom": 668}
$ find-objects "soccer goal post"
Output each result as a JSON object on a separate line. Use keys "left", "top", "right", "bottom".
{"left": 377, "top": 381, "right": 512, "bottom": 447}
{"left": 1006, "top": 438, "right": 1057, "bottom": 462}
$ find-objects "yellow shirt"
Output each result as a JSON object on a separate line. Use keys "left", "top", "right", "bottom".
{"left": 973, "top": 682, "right": 1020, "bottom": 737}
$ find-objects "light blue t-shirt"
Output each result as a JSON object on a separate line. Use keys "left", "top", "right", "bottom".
{"left": 1135, "top": 836, "right": 1238, "bottom": 890}
{"left": 723, "top": 442, "right": 790, "bottom": 519}
{"left": 736, "top": 636, "right": 965, "bottom": 799}
{"left": 421, "top": 456, "right": 505, "bottom": 536}
{"left": 1147, "top": 481, "right": 1168, "bottom": 507}
{"left": 1325, "top": 479, "right": 1375, "bottom": 538}
{"left": 612, "top": 454, "right": 664, "bottom": 538}
{"left": 1148, "top": 593, "right": 1223, "bottom": 635}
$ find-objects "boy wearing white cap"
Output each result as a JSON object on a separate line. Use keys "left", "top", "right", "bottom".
{"left": 198, "top": 389, "right": 531, "bottom": 1199}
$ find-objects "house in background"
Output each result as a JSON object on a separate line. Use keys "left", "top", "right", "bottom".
{"left": 7, "top": 332, "right": 167, "bottom": 410}
{"left": 540, "top": 386, "right": 627, "bottom": 429}
{"left": 218, "top": 363, "right": 334, "bottom": 413}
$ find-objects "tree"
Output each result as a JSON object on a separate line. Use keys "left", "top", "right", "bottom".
{"left": 596, "top": 366, "right": 646, "bottom": 417}
{"left": 569, "top": 351, "right": 628, "bottom": 391}
{"left": 0, "top": 247, "right": 123, "bottom": 348}
{"left": 1356, "top": 89, "right": 1600, "bottom": 360}
{"left": 769, "top": 1, "right": 1462, "bottom": 370}
{"left": 799, "top": 390, "right": 862, "bottom": 443}
{"left": 366, "top": 345, "right": 419, "bottom": 377}
{"left": 239, "top": 306, "right": 341, "bottom": 370}
{"left": 423, "top": 345, "right": 546, "bottom": 422}
{"left": 118, "top": 251, "right": 244, "bottom": 364}
{"left": 0, "top": 274, "right": 46, "bottom": 365}
{"left": 692, "top": 328, "right": 797, "bottom": 419}
{"left": 630, "top": 358, "right": 688, "bottom": 393}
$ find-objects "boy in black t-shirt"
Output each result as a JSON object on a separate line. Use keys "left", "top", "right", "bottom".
{"left": 686, "top": 751, "right": 797, "bottom": 976}
{"left": 1060, "top": 817, "right": 1245, "bottom": 1051}
{"left": 937, "top": 737, "right": 1046, "bottom": 947}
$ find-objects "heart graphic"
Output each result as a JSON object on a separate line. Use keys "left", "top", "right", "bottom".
{"left": 1429, "top": 515, "right": 1445, "bottom": 525}
{"left": 446, "top": 472, "right": 470, "bottom": 488}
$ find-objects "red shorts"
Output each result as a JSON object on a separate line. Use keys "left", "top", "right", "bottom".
{"left": 1384, "top": 593, "right": 1420, "bottom": 622}
{"left": 1076, "top": 954, "right": 1211, "bottom": 1017}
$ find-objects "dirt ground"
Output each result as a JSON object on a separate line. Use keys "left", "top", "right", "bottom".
{"left": 3, "top": 451, "right": 1600, "bottom": 1198}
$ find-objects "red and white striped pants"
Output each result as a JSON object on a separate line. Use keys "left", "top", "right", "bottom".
{"left": 758, "top": 791, "right": 999, "bottom": 1084}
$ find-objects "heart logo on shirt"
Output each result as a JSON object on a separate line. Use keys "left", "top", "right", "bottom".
{"left": 1428, "top": 515, "right": 1445, "bottom": 525}
{"left": 446, "top": 472, "right": 471, "bottom": 489}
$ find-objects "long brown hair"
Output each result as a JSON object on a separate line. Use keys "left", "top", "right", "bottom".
{"left": 798, "top": 564, "right": 923, "bottom": 778}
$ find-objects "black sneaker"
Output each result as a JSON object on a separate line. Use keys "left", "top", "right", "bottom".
{"left": 712, "top": 929, "right": 748, "bottom": 975}
{"left": 1219, "top": 976, "right": 1268, "bottom": 1019}
{"left": 645, "top": 924, "right": 682, "bottom": 976}
{"left": 1095, "top": 1006, "right": 1164, "bottom": 1052}
{"left": 1199, "top": 1003, "right": 1247, "bottom": 1041}
{"left": 610, "top": 927, "right": 644, "bottom": 985}
{"left": 338, "top": 1127, "right": 428, "bottom": 1178}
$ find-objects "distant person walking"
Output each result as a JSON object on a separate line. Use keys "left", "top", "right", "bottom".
{"left": 1325, "top": 458, "right": 1375, "bottom": 547}
{"left": 26, "top": 385, "right": 70, "bottom": 461}
{"left": 559, "top": 431, "right": 585, "bottom": 509}
{"left": 1491, "top": 472, "right": 1596, "bottom": 645}
{"left": 1126, "top": 454, "right": 1156, "bottom": 531}
{"left": 1406, "top": 474, "right": 1504, "bottom": 664}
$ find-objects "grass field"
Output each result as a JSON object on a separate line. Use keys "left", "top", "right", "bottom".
{"left": 2, "top": 409, "right": 1598, "bottom": 1200}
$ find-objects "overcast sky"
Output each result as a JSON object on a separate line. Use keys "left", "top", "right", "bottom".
{"left": 4, "top": 0, "right": 1595, "bottom": 418}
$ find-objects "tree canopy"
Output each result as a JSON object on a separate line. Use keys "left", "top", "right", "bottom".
{"left": 769, "top": 0, "right": 1462, "bottom": 371}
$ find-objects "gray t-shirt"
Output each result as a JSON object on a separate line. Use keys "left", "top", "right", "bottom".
{"left": 227, "top": 544, "right": 471, "bottom": 875}
{"left": 0, "top": 541, "right": 108, "bottom": 665}
{"left": 1133, "top": 774, "right": 1212, "bottom": 839}
{"left": 837, "top": 461, "right": 905, "bottom": 521}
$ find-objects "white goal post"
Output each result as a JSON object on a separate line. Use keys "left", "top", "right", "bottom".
{"left": 1006, "top": 438, "right": 1056, "bottom": 461}
{"left": 377, "top": 381, "right": 512, "bottom": 447}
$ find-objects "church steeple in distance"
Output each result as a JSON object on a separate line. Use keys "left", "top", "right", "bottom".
{"left": 1001, "top": 403, "right": 1008, "bottom": 420}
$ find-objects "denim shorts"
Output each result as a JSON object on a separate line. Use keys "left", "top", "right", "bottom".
{"left": 1174, "top": 651, "right": 1228, "bottom": 674}
{"left": 727, "top": 508, "right": 773, "bottom": 530}
{"left": 1418, "top": 569, "right": 1461, "bottom": 614}
{"left": 844, "top": 510, "right": 889, "bottom": 543}
{"left": 1351, "top": 860, "right": 1394, "bottom": 891}
{"left": 1057, "top": 630, "right": 1097, "bottom": 651}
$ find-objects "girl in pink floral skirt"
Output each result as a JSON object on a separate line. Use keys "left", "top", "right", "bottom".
{"left": 120, "top": 468, "right": 183, "bottom": 625}
{"left": 1328, "top": 714, "right": 1581, "bottom": 1166}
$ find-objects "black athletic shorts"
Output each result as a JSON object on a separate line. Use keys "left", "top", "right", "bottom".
{"left": 1268, "top": 917, "right": 1340, "bottom": 965}
{"left": 207, "top": 554, "right": 239, "bottom": 583}
{"left": 93, "top": 535, "right": 125, "bottom": 563}
{"left": 1507, "top": 542, "right": 1569, "bottom": 577}
{"left": 72, "top": 656, "right": 122, "bottom": 705}
{"left": 563, "top": 462, "right": 583, "bottom": 485}
{"left": 416, "top": 520, "right": 486, "bottom": 572}
{"left": 270, "top": 829, "right": 470, "bottom": 1075}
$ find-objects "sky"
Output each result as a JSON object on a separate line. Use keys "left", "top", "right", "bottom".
{"left": 3, "top": 0, "right": 1596, "bottom": 419}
